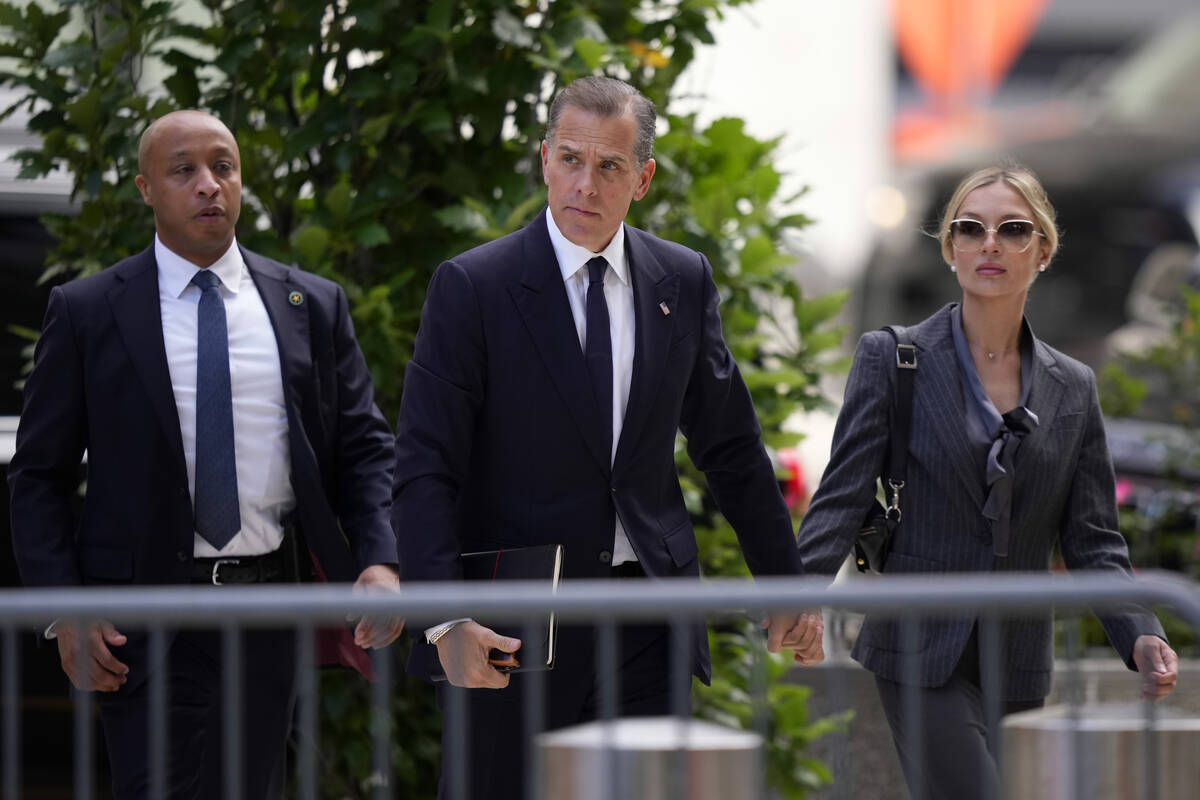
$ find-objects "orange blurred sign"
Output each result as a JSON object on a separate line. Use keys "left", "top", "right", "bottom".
{"left": 893, "top": 0, "right": 1049, "bottom": 100}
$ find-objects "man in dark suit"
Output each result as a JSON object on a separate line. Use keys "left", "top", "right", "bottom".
{"left": 392, "top": 76, "right": 823, "bottom": 799}
{"left": 8, "top": 110, "right": 402, "bottom": 798}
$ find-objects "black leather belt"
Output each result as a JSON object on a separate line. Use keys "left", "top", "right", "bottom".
{"left": 191, "top": 549, "right": 288, "bottom": 585}
{"left": 611, "top": 561, "right": 645, "bottom": 579}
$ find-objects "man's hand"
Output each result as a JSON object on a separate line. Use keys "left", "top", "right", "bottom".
{"left": 56, "top": 620, "right": 129, "bottom": 692}
{"left": 435, "top": 621, "right": 521, "bottom": 689}
{"left": 1132, "top": 634, "right": 1179, "bottom": 701}
{"left": 351, "top": 564, "right": 405, "bottom": 649}
{"left": 763, "top": 610, "right": 825, "bottom": 666}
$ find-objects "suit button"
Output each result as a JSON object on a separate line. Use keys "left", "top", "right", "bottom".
{"left": 598, "top": 550, "right": 612, "bottom": 564}
{"left": 177, "top": 487, "right": 188, "bottom": 497}
{"left": 610, "top": 487, "right": 617, "bottom": 493}
{"left": 176, "top": 551, "right": 188, "bottom": 562}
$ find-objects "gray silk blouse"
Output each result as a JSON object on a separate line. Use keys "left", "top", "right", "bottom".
{"left": 949, "top": 304, "right": 1039, "bottom": 557}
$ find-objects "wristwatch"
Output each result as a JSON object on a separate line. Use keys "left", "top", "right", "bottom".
{"left": 427, "top": 621, "right": 460, "bottom": 645}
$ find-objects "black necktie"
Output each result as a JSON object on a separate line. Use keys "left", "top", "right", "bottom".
{"left": 191, "top": 269, "right": 241, "bottom": 549}
{"left": 584, "top": 256, "right": 613, "bottom": 463}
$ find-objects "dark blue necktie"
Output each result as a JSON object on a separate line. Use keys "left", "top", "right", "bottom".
{"left": 584, "top": 257, "right": 613, "bottom": 463}
{"left": 191, "top": 269, "right": 241, "bottom": 549}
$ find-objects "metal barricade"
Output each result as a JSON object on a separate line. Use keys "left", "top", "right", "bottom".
{"left": 0, "top": 572, "right": 1197, "bottom": 799}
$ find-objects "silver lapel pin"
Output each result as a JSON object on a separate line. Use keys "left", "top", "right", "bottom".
{"left": 659, "top": 301, "right": 670, "bottom": 316}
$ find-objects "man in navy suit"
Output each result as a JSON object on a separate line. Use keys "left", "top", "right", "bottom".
{"left": 8, "top": 110, "right": 402, "bottom": 798}
{"left": 393, "top": 76, "right": 823, "bottom": 799}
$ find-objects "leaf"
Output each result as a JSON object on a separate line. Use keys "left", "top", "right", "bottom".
{"left": 427, "top": 0, "right": 454, "bottom": 32}
{"left": 324, "top": 179, "right": 353, "bottom": 221}
{"left": 41, "top": 43, "right": 91, "bottom": 69}
{"left": 5, "top": 324, "right": 40, "bottom": 341}
{"left": 573, "top": 37, "right": 606, "bottom": 70}
{"left": 417, "top": 109, "right": 452, "bottom": 137}
{"left": 164, "top": 69, "right": 200, "bottom": 108}
{"left": 434, "top": 204, "right": 488, "bottom": 234}
{"left": 738, "top": 234, "right": 775, "bottom": 274}
{"left": 492, "top": 10, "right": 533, "bottom": 48}
{"left": 359, "top": 113, "right": 393, "bottom": 143}
{"left": 502, "top": 192, "right": 548, "bottom": 233}
{"left": 354, "top": 222, "right": 391, "bottom": 248}
{"left": 290, "top": 225, "right": 330, "bottom": 266}
{"left": 0, "top": 4, "right": 24, "bottom": 28}
{"left": 795, "top": 290, "right": 849, "bottom": 330}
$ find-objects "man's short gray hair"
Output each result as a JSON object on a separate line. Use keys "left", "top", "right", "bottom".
{"left": 545, "top": 76, "right": 656, "bottom": 166}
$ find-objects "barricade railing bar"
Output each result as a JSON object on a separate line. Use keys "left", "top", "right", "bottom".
{"left": 1, "top": 571, "right": 1197, "bottom": 624}
{"left": 0, "top": 571, "right": 1196, "bottom": 800}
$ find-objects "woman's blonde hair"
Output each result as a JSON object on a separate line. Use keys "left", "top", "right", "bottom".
{"left": 937, "top": 163, "right": 1059, "bottom": 266}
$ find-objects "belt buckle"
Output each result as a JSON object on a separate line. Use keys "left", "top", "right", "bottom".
{"left": 211, "top": 558, "right": 241, "bottom": 586}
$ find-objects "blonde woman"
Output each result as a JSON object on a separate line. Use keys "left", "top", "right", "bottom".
{"left": 796, "top": 164, "right": 1179, "bottom": 799}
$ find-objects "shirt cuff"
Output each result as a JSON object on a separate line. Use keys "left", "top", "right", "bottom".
{"left": 45, "top": 619, "right": 58, "bottom": 640}
{"left": 424, "top": 618, "right": 471, "bottom": 643}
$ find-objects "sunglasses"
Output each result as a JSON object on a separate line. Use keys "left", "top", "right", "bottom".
{"left": 949, "top": 219, "right": 1045, "bottom": 254}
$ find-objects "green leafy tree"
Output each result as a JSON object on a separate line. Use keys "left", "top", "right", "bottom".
{"left": 2, "top": 0, "right": 848, "bottom": 796}
{"left": 635, "top": 113, "right": 850, "bottom": 794}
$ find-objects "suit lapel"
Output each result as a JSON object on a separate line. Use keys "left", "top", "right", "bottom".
{"left": 614, "top": 226, "right": 677, "bottom": 470}
{"left": 1015, "top": 338, "right": 1067, "bottom": 469}
{"left": 508, "top": 212, "right": 612, "bottom": 475}
{"left": 107, "top": 248, "right": 188, "bottom": 477}
{"left": 912, "top": 308, "right": 985, "bottom": 509}
{"left": 243, "top": 248, "right": 312, "bottom": 413}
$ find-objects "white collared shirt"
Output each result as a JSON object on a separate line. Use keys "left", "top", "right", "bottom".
{"left": 545, "top": 209, "right": 637, "bottom": 565}
{"left": 156, "top": 235, "right": 295, "bottom": 556}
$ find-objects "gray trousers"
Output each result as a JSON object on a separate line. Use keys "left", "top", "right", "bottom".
{"left": 874, "top": 630, "right": 1043, "bottom": 800}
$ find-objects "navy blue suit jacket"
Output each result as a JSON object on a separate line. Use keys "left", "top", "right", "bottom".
{"left": 8, "top": 245, "right": 396, "bottom": 689}
{"left": 392, "top": 211, "right": 802, "bottom": 683}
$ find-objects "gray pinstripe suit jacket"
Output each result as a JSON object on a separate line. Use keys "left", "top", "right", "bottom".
{"left": 797, "top": 304, "right": 1163, "bottom": 700}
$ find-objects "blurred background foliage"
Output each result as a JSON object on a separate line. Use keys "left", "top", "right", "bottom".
{"left": 1, "top": 0, "right": 848, "bottom": 796}
{"left": 1093, "top": 287, "right": 1200, "bottom": 648}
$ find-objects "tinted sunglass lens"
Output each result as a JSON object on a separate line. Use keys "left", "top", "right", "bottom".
{"left": 952, "top": 220, "right": 985, "bottom": 241}
{"left": 998, "top": 221, "right": 1033, "bottom": 242}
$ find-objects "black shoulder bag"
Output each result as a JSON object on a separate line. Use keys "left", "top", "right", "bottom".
{"left": 854, "top": 325, "right": 917, "bottom": 574}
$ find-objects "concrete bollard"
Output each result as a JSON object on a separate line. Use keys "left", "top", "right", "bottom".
{"left": 537, "top": 716, "right": 763, "bottom": 800}
{"left": 1002, "top": 703, "right": 1200, "bottom": 800}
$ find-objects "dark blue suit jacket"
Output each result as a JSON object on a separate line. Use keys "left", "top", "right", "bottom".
{"left": 392, "top": 211, "right": 803, "bottom": 683}
{"left": 8, "top": 245, "right": 396, "bottom": 689}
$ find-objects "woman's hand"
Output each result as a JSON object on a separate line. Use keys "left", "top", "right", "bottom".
{"left": 1131, "top": 635, "right": 1179, "bottom": 701}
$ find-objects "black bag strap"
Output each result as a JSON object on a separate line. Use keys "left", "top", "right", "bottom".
{"left": 880, "top": 325, "right": 916, "bottom": 520}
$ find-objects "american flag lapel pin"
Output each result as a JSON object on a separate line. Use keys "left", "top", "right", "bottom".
{"left": 659, "top": 301, "right": 670, "bottom": 316}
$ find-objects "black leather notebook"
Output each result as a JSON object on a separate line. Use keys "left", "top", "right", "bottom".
{"left": 431, "top": 544, "right": 563, "bottom": 680}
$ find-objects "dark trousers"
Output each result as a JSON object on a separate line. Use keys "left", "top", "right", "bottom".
{"left": 874, "top": 629, "right": 1043, "bottom": 800}
{"left": 97, "top": 628, "right": 298, "bottom": 800}
{"left": 435, "top": 615, "right": 675, "bottom": 800}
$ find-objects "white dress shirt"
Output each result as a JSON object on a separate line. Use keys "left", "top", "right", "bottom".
{"left": 545, "top": 209, "right": 637, "bottom": 565}
{"left": 156, "top": 235, "right": 296, "bottom": 556}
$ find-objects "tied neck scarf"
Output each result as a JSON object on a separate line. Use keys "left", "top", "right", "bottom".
{"left": 982, "top": 406, "right": 1038, "bottom": 556}
{"left": 949, "top": 305, "right": 1039, "bottom": 558}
